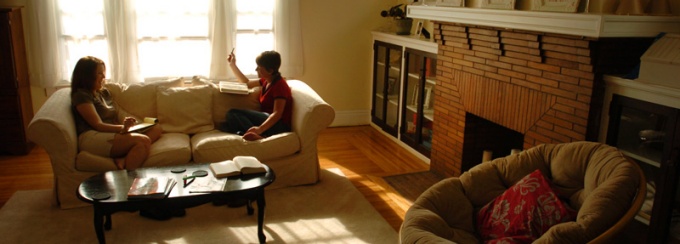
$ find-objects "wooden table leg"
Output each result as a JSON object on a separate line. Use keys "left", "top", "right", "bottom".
{"left": 104, "top": 214, "right": 112, "bottom": 230}
{"left": 247, "top": 199, "right": 254, "bottom": 215}
{"left": 256, "top": 189, "right": 266, "bottom": 244}
{"left": 93, "top": 206, "right": 106, "bottom": 244}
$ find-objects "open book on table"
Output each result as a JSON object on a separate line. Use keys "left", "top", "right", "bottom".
{"left": 219, "top": 81, "right": 250, "bottom": 95}
{"left": 128, "top": 117, "right": 158, "bottom": 133}
{"left": 209, "top": 156, "right": 266, "bottom": 178}
{"left": 127, "top": 177, "right": 176, "bottom": 199}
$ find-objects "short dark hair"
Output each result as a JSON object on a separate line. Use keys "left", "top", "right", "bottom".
{"left": 71, "top": 56, "right": 105, "bottom": 92}
{"left": 256, "top": 51, "right": 282, "bottom": 81}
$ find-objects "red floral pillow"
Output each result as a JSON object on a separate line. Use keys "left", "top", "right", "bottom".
{"left": 476, "top": 169, "right": 576, "bottom": 243}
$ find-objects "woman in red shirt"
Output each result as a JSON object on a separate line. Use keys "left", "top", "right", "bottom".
{"left": 222, "top": 50, "right": 293, "bottom": 141}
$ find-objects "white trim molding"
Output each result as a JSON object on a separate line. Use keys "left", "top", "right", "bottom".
{"left": 329, "top": 110, "right": 371, "bottom": 127}
{"left": 408, "top": 5, "right": 680, "bottom": 38}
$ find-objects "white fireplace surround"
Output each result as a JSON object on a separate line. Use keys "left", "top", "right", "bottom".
{"left": 408, "top": 5, "right": 680, "bottom": 37}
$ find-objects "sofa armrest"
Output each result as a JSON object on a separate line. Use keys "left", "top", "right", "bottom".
{"left": 288, "top": 80, "right": 335, "bottom": 149}
{"left": 27, "top": 88, "right": 78, "bottom": 176}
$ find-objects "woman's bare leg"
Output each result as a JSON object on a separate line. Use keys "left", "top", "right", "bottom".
{"left": 144, "top": 125, "right": 163, "bottom": 143}
{"left": 111, "top": 133, "right": 152, "bottom": 170}
{"left": 123, "top": 139, "right": 150, "bottom": 170}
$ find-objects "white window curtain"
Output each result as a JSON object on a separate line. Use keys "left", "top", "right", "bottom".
{"left": 208, "top": 0, "right": 236, "bottom": 80}
{"left": 274, "top": 0, "right": 303, "bottom": 78}
{"left": 24, "top": 0, "right": 303, "bottom": 88}
{"left": 24, "top": 0, "right": 66, "bottom": 88}
{"left": 103, "top": 0, "right": 142, "bottom": 84}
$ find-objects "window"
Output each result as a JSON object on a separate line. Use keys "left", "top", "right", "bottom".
{"left": 135, "top": 0, "right": 210, "bottom": 78}
{"left": 58, "top": 0, "right": 109, "bottom": 78}
{"left": 56, "top": 0, "right": 274, "bottom": 82}
{"left": 234, "top": 0, "right": 274, "bottom": 76}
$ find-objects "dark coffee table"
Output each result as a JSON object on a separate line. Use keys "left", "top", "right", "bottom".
{"left": 77, "top": 163, "right": 275, "bottom": 244}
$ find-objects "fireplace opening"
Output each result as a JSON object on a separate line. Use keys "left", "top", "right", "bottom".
{"left": 461, "top": 113, "right": 524, "bottom": 172}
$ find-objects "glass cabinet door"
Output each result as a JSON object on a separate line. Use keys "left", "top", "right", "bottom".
{"left": 401, "top": 48, "right": 436, "bottom": 157}
{"left": 606, "top": 94, "right": 680, "bottom": 243}
{"left": 372, "top": 41, "right": 402, "bottom": 136}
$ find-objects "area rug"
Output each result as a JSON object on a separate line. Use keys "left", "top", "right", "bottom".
{"left": 0, "top": 168, "right": 397, "bottom": 243}
{"left": 383, "top": 171, "right": 443, "bottom": 203}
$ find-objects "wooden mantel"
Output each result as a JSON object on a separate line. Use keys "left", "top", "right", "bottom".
{"left": 408, "top": 5, "right": 680, "bottom": 38}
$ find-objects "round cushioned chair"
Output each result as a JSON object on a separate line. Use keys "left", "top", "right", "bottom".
{"left": 400, "top": 141, "right": 645, "bottom": 243}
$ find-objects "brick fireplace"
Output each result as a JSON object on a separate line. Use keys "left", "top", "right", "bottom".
{"left": 429, "top": 22, "right": 654, "bottom": 177}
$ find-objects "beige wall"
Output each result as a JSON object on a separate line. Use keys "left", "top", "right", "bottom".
{"left": 296, "top": 0, "right": 397, "bottom": 126}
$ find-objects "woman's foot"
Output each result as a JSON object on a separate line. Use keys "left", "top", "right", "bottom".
{"left": 114, "top": 158, "right": 125, "bottom": 170}
{"left": 242, "top": 132, "right": 263, "bottom": 141}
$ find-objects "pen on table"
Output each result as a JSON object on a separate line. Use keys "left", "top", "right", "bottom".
{"left": 183, "top": 175, "right": 196, "bottom": 186}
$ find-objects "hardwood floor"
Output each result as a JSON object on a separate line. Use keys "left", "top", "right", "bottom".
{"left": 0, "top": 125, "right": 430, "bottom": 232}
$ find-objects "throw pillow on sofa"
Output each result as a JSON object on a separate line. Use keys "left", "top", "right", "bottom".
{"left": 157, "top": 85, "right": 214, "bottom": 134}
{"left": 476, "top": 169, "right": 576, "bottom": 243}
{"left": 105, "top": 77, "right": 184, "bottom": 119}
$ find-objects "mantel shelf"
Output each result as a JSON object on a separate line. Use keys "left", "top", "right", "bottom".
{"left": 408, "top": 5, "right": 680, "bottom": 38}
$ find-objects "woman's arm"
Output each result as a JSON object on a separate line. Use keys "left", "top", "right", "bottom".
{"left": 228, "top": 56, "right": 248, "bottom": 84}
{"left": 76, "top": 103, "right": 131, "bottom": 133}
{"left": 247, "top": 98, "right": 286, "bottom": 135}
{"left": 227, "top": 52, "right": 262, "bottom": 87}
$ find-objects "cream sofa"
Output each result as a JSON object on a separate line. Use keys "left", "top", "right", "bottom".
{"left": 27, "top": 78, "right": 335, "bottom": 209}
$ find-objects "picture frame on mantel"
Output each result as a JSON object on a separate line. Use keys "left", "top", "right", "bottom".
{"left": 530, "top": 0, "right": 580, "bottom": 13}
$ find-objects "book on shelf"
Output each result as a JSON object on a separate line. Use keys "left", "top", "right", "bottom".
{"left": 209, "top": 156, "right": 266, "bottom": 178}
{"left": 128, "top": 117, "right": 158, "bottom": 133}
{"left": 219, "top": 81, "right": 250, "bottom": 95}
{"left": 127, "top": 177, "right": 176, "bottom": 199}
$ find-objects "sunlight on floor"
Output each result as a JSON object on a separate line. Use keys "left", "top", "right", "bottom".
{"left": 224, "top": 218, "right": 363, "bottom": 243}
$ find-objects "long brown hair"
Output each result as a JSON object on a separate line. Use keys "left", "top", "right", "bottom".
{"left": 71, "top": 56, "right": 105, "bottom": 93}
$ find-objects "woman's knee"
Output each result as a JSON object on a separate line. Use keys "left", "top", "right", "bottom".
{"left": 134, "top": 134, "right": 152, "bottom": 147}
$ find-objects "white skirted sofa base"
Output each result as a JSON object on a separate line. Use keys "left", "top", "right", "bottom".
{"left": 28, "top": 78, "right": 335, "bottom": 209}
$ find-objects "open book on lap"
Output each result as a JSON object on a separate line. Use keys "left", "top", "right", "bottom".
{"left": 209, "top": 156, "right": 266, "bottom": 178}
{"left": 128, "top": 117, "right": 158, "bottom": 133}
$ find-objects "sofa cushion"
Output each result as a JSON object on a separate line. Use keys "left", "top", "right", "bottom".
{"left": 190, "top": 130, "right": 300, "bottom": 164}
{"left": 75, "top": 132, "right": 191, "bottom": 172}
{"left": 105, "top": 77, "right": 183, "bottom": 119}
{"left": 476, "top": 169, "right": 576, "bottom": 243}
{"left": 157, "top": 85, "right": 214, "bottom": 134}
{"left": 145, "top": 132, "right": 192, "bottom": 167}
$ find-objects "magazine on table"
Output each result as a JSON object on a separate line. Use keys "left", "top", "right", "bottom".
{"left": 127, "top": 177, "right": 176, "bottom": 199}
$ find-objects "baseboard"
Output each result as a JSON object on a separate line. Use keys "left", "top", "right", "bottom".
{"left": 329, "top": 110, "right": 370, "bottom": 127}
{"left": 368, "top": 124, "right": 431, "bottom": 164}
